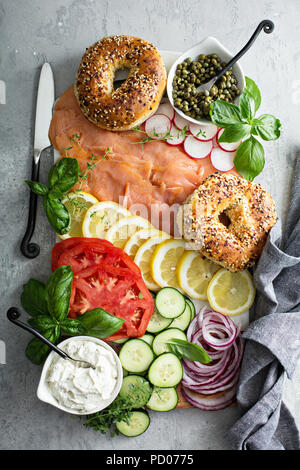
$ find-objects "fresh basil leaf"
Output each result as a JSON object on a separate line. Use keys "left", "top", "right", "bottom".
{"left": 77, "top": 308, "right": 124, "bottom": 339}
{"left": 218, "top": 123, "right": 251, "bottom": 143}
{"left": 59, "top": 318, "right": 86, "bottom": 336}
{"left": 245, "top": 76, "right": 261, "bottom": 113}
{"left": 239, "top": 90, "right": 256, "bottom": 121}
{"left": 45, "top": 265, "right": 73, "bottom": 321}
{"left": 25, "top": 181, "right": 49, "bottom": 196}
{"left": 47, "top": 187, "right": 65, "bottom": 200}
{"left": 210, "top": 100, "right": 244, "bottom": 127}
{"left": 48, "top": 157, "right": 79, "bottom": 193}
{"left": 167, "top": 338, "right": 211, "bottom": 364}
{"left": 21, "top": 279, "right": 48, "bottom": 317}
{"left": 43, "top": 196, "right": 71, "bottom": 235}
{"left": 252, "top": 114, "right": 281, "bottom": 141}
{"left": 28, "top": 315, "right": 57, "bottom": 331}
{"left": 234, "top": 136, "right": 265, "bottom": 181}
{"left": 25, "top": 327, "right": 60, "bottom": 365}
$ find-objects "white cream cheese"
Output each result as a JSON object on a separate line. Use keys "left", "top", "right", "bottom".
{"left": 46, "top": 340, "right": 118, "bottom": 413}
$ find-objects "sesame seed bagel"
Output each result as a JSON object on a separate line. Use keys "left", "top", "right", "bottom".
{"left": 176, "top": 172, "right": 277, "bottom": 272}
{"left": 74, "top": 35, "right": 167, "bottom": 131}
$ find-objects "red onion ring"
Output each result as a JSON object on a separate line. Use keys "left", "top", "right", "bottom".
{"left": 182, "top": 309, "right": 244, "bottom": 410}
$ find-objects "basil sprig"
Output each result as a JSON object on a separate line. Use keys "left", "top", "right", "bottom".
{"left": 210, "top": 76, "right": 281, "bottom": 181}
{"left": 25, "top": 157, "right": 79, "bottom": 235}
{"left": 167, "top": 338, "right": 211, "bottom": 364}
{"left": 21, "top": 265, "right": 124, "bottom": 364}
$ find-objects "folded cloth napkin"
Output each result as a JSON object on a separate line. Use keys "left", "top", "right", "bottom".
{"left": 227, "top": 156, "right": 300, "bottom": 450}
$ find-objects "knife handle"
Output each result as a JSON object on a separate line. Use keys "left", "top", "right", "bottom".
{"left": 20, "top": 154, "right": 41, "bottom": 258}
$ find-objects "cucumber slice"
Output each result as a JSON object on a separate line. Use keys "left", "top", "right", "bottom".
{"left": 155, "top": 287, "right": 186, "bottom": 319}
{"left": 148, "top": 353, "right": 183, "bottom": 387}
{"left": 169, "top": 302, "right": 191, "bottom": 331}
{"left": 122, "top": 368, "right": 129, "bottom": 377}
{"left": 119, "top": 339, "right": 154, "bottom": 373}
{"left": 119, "top": 375, "right": 152, "bottom": 408}
{"left": 152, "top": 328, "right": 187, "bottom": 355}
{"left": 146, "top": 305, "right": 172, "bottom": 334}
{"left": 139, "top": 334, "right": 154, "bottom": 347}
{"left": 184, "top": 297, "right": 196, "bottom": 319}
{"left": 116, "top": 410, "right": 150, "bottom": 437}
{"left": 146, "top": 387, "right": 178, "bottom": 411}
{"left": 113, "top": 338, "right": 128, "bottom": 344}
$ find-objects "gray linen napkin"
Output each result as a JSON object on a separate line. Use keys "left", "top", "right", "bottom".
{"left": 227, "top": 156, "right": 300, "bottom": 450}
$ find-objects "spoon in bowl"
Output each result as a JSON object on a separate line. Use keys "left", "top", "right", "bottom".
{"left": 196, "top": 19, "right": 274, "bottom": 95}
{"left": 7, "top": 307, "right": 95, "bottom": 369}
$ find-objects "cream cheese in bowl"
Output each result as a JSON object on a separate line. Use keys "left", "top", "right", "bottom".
{"left": 37, "top": 337, "right": 123, "bottom": 415}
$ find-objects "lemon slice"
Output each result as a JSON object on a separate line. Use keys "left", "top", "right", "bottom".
{"left": 134, "top": 232, "right": 171, "bottom": 290}
{"left": 82, "top": 201, "right": 131, "bottom": 239}
{"left": 105, "top": 215, "right": 153, "bottom": 249}
{"left": 124, "top": 227, "right": 161, "bottom": 259}
{"left": 177, "top": 251, "right": 220, "bottom": 300}
{"left": 207, "top": 268, "right": 256, "bottom": 316}
{"left": 59, "top": 191, "right": 99, "bottom": 239}
{"left": 150, "top": 238, "right": 186, "bottom": 289}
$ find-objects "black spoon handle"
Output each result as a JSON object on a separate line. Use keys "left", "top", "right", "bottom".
{"left": 7, "top": 307, "right": 69, "bottom": 360}
{"left": 215, "top": 19, "right": 275, "bottom": 82}
{"left": 20, "top": 154, "right": 41, "bottom": 259}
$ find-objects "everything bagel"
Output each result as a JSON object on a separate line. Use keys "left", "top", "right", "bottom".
{"left": 177, "top": 172, "right": 277, "bottom": 272}
{"left": 74, "top": 35, "right": 167, "bottom": 131}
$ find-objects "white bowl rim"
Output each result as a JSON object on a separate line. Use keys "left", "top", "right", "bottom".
{"left": 37, "top": 335, "right": 123, "bottom": 415}
{"left": 167, "top": 36, "right": 245, "bottom": 126}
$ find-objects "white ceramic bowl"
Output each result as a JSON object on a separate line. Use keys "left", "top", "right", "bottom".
{"left": 167, "top": 36, "right": 245, "bottom": 126}
{"left": 37, "top": 336, "right": 123, "bottom": 415}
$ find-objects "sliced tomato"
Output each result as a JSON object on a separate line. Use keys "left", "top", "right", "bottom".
{"left": 51, "top": 238, "right": 154, "bottom": 340}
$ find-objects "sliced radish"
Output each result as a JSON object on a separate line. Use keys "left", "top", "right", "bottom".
{"left": 184, "top": 135, "right": 212, "bottom": 159}
{"left": 145, "top": 114, "right": 171, "bottom": 140}
{"left": 210, "top": 147, "right": 235, "bottom": 171}
{"left": 174, "top": 112, "right": 190, "bottom": 131}
{"left": 165, "top": 124, "right": 185, "bottom": 146}
{"left": 217, "top": 128, "right": 241, "bottom": 152}
{"left": 155, "top": 102, "right": 175, "bottom": 121}
{"left": 189, "top": 123, "right": 218, "bottom": 141}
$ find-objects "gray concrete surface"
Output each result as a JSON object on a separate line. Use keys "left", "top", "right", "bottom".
{"left": 0, "top": 0, "right": 299, "bottom": 450}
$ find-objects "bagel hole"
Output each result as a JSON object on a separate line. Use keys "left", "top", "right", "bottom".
{"left": 114, "top": 68, "right": 130, "bottom": 90}
{"left": 219, "top": 212, "right": 231, "bottom": 228}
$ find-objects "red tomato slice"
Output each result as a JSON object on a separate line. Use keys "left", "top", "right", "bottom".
{"left": 51, "top": 238, "right": 154, "bottom": 340}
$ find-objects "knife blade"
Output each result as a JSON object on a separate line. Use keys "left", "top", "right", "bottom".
{"left": 34, "top": 62, "right": 55, "bottom": 162}
{"left": 21, "top": 62, "right": 55, "bottom": 258}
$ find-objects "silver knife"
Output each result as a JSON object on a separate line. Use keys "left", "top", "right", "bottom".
{"left": 21, "top": 62, "right": 55, "bottom": 258}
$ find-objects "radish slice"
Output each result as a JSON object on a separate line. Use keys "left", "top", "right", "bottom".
{"left": 155, "top": 103, "right": 175, "bottom": 121}
{"left": 184, "top": 135, "right": 212, "bottom": 159}
{"left": 174, "top": 112, "right": 190, "bottom": 131}
{"left": 145, "top": 114, "right": 171, "bottom": 140}
{"left": 189, "top": 123, "right": 218, "bottom": 141}
{"left": 217, "top": 128, "right": 241, "bottom": 152}
{"left": 210, "top": 147, "right": 235, "bottom": 171}
{"left": 165, "top": 124, "right": 185, "bottom": 146}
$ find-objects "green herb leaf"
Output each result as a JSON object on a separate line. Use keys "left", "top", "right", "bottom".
{"left": 21, "top": 279, "right": 48, "bottom": 317}
{"left": 218, "top": 123, "right": 251, "bottom": 143}
{"left": 24, "top": 181, "right": 49, "bottom": 196}
{"left": 210, "top": 100, "right": 244, "bottom": 127}
{"left": 167, "top": 338, "right": 212, "bottom": 364}
{"left": 25, "top": 327, "right": 60, "bottom": 365}
{"left": 59, "top": 318, "right": 86, "bottom": 336}
{"left": 245, "top": 76, "right": 261, "bottom": 113}
{"left": 45, "top": 265, "right": 73, "bottom": 321}
{"left": 48, "top": 157, "right": 79, "bottom": 193}
{"left": 239, "top": 90, "right": 256, "bottom": 121}
{"left": 234, "top": 136, "right": 265, "bottom": 181}
{"left": 27, "top": 315, "right": 57, "bottom": 331}
{"left": 252, "top": 114, "right": 281, "bottom": 141}
{"left": 77, "top": 308, "right": 124, "bottom": 339}
{"left": 43, "top": 196, "right": 71, "bottom": 235}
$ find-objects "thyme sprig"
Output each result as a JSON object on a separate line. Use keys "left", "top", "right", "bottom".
{"left": 132, "top": 125, "right": 188, "bottom": 149}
